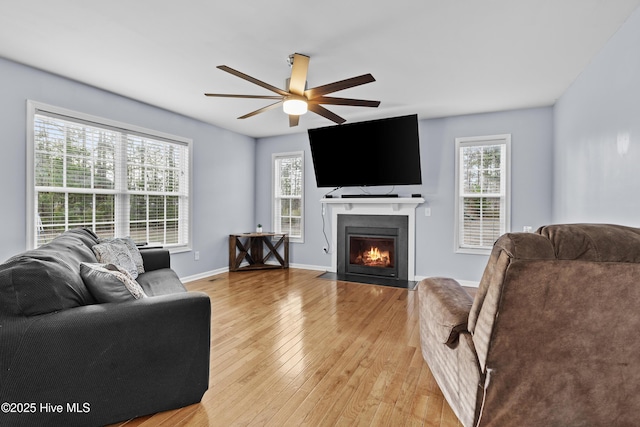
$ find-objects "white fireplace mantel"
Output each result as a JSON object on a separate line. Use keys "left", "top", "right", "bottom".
{"left": 321, "top": 197, "right": 424, "bottom": 280}
{"left": 320, "top": 197, "right": 424, "bottom": 212}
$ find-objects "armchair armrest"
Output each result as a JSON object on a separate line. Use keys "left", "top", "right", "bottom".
{"left": 139, "top": 246, "right": 171, "bottom": 271}
{"left": 418, "top": 277, "right": 474, "bottom": 347}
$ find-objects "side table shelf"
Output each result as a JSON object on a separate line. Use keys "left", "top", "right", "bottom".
{"left": 229, "top": 232, "right": 289, "bottom": 272}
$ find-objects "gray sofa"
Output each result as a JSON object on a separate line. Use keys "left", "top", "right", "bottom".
{"left": 419, "top": 223, "right": 640, "bottom": 426}
{"left": 0, "top": 228, "right": 211, "bottom": 427}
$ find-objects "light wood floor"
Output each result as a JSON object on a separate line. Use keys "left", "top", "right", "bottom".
{"left": 109, "top": 268, "right": 463, "bottom": 427}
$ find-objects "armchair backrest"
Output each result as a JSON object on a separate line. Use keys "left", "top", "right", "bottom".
{"left": 538, "top": 223, "right": 640, "bottom": 262}
{"left": 467, "top": 223, "right": 640, "bottom": 426}
{"left": 467, "top": 231, "right": 555, "bottom": 369}
{"left": 469, "top": 223, "right": 640, "bottom": 370}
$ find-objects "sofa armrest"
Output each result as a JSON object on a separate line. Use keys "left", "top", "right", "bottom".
{"left": 0, "top": 292, "right": 210, "bottom": 426}
{"left": 419, "top": 277, "right": 474, "bottom": 347}
{"left": 139, "top": 246, "right": 171, "bottom": 271}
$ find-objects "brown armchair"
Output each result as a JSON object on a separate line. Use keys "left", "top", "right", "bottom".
{"left": 419, "top": 224, "right": 640, "bottom": 426}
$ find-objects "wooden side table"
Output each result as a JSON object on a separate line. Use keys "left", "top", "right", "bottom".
{"left": 229, "top": 232, "right": 289, "bottom": 272}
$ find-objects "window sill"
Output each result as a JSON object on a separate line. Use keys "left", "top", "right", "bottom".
{"left": 455, "top": 247, "right": 491, "bottom": 256}
{"left": 167, "top": 245, "right": 192, "bottom": 254}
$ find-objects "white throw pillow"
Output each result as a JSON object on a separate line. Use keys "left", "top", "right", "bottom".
{"left": 99, "top": 237, "right": 145, "bottom": 275}
{"left": 92, "top": 240, "right": 139, "bottom": 279}
{"left": 120, "top": 237, "right": 145, "bottom": 274}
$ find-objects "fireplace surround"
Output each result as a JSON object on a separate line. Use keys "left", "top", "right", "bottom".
{"left": 338, "top": 214, "right": 408, "bottom": 280}
{"left": 321, "top": 196, "right": 424, "bottom": 287}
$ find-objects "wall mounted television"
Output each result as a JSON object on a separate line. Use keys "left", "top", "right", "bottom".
{"left": 308, "top": 114, "right": 422, "bottom": 188}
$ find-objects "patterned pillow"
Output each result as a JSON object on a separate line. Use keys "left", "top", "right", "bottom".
{"left": 99, "top": 237, "right": 145, "bottom": 275}
{"left": 92, "top": 240, "right": 138, "bottom": 279}
{"left": 80, "top": 263, "right": 147, "bottom": 303}
{"left": 121, "top": 237, "right": 145, "bottom": 274}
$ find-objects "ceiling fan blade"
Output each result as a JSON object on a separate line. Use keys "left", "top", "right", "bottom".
{"left": 308, "top": 104, "right": 346, "bottom": 125}
{"left": 217, "top": 65, "right": 290, "bottom": 97}
{"left": 305, "top": 74, "right": 376, "bottom": 99}
{"left": 204, "top": 93, "right": 283, "bottom": 99}
{"left": 288, "top": 53, "right": 310, "bottom": 96}
{"left": 238, "top": 101, "right": 283, "bottom": 119}
{"left": 289, "top": 114, "right": 300, "bottom": 127}
{"left": 309, "top": 96, "right": 380, "bottom": 108}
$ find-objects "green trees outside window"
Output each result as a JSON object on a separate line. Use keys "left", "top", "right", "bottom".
{"left": 32, "top": 107, "right": 190, "bottom": 249}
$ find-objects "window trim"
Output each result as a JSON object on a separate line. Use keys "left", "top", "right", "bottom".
{"left": 26, "top": 100, "right": 193, "bottom": 252}
{"left": 272, "top": 151, "right": 304, "bottom": 243}
{"left": 454, "top": 134, "right": 511, "bottom": 255}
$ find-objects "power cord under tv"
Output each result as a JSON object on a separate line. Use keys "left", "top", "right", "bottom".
{"left": 321, "top": 202, "right": 331, "bottom": 254}
{"left": 319, "top": 185, "right": 396, "bottom": 254}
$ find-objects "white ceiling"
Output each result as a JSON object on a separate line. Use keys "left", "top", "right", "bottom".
{"left": 1, "top": 1, "right": 639, "bottom": 138}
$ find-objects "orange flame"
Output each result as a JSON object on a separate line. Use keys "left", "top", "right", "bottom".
{"left": 363, "top": 246, "right": 390, "bottom": 267}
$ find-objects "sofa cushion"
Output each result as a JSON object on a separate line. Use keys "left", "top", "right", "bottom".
{"left": 0, "top": 256, "right": 89, "bottom": 316}
{"left": 92, "top": 240, "right": 139, "bottom": 279}
{"left": 55, "top": 227, "right": 101, "bottom": 249}
{"left": 0, "top": 229, "right": 99, "bottom": 316}
{"left": 80, "top": 263, "right": 148, "bottom": 303}
{"left": 136, "top": 268, "right": 186, "bottom": 296}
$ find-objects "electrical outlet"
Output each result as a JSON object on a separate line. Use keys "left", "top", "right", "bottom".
{"left": 322, "top": 246, "right": 328, "bottom": 254}
{"left": 194, "top": 251, "right": 200, "bottom": 261}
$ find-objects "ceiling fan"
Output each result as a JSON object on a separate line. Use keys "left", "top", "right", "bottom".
{"left": 204, "top": 53, "right": 380, "bottom": 127}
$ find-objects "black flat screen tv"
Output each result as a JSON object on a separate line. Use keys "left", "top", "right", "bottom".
{"left": 308, "top": 114, "right": 422, "bottom": 188}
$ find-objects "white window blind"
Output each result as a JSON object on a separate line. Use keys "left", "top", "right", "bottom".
{"left": 28, "top": 101, "right": 191, "bottom": 251}
{"left": 455, "top": 134, "right": 511, "bottom": 254}
{"left": 273, "top": 152, "right": 304, "bottom": 242}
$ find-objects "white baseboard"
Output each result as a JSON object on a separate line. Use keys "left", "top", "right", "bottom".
{"left": 180, "top": 267, "right": 228, "bottom": 283}
{"left": 414, "top": 275, "right": 479, "bottom": 288}
{"left": 290, "top": 263, "right": 330, "bottom": 272}
{"left": 179, "top": 264, "right": 328, "bottom": 283}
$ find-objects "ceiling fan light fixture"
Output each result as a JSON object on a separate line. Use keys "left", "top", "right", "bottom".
{"left": 283, "top": 96, "right": 308, "bottom": 115}
{"left": 206, "top": 54, "right": 379, "bottom": 126}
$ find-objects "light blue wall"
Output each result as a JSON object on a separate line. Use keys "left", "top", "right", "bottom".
{"left": 553, "top": 6, "right": 640, "bottom": 226}
{"left": 15, "top": 1, "right": 639, "bottom": 283}
{"left": 255, "top": 7, "right": 640, "bottom": 281}
{"left": 0, "top": 57, "right": 256, "bottom": 277}
{"left": 255, "top": 132, "right": 330, "bottom": 268}
{"left": 256, "top": 107, "right": 554, "bottom": 282}
{"left": 417, "top": 108, "right": 554, "bottom": 281}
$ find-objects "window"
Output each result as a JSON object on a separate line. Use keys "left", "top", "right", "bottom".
{"left": 454, "top": 134, "right": 511, "bottom": 254}
{"left": 27, "top": 101, "right": 192, "bottom": 251}
{"left": 273, "top": 152, "right": 304, "bottom": 242}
